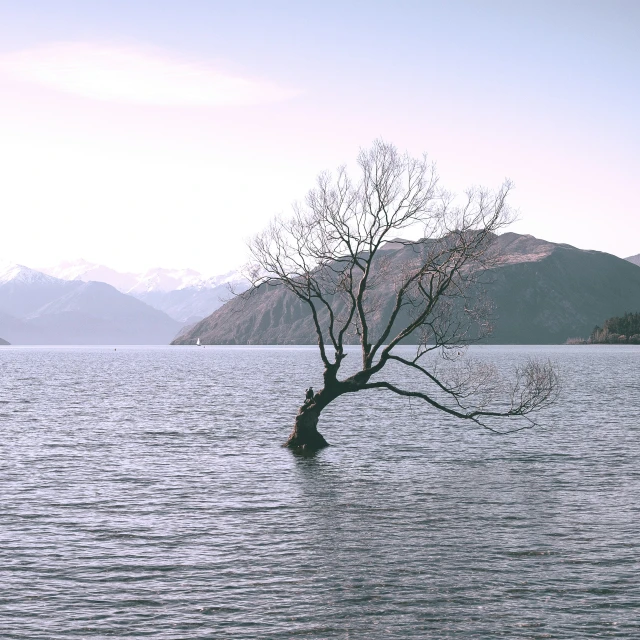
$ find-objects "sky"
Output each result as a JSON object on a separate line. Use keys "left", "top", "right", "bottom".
{"left": 0, "top": 0, "right": 638, "bottom": 275}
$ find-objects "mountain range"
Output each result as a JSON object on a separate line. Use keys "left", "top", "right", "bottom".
{"left": 0, "top": 264, "right": 182, "bottom": 344}
{"left": 0, "top": 260, "right": 247, "bottom": 345}
{"left": 174, "top": 233, "right": 640, "bottom": 345}
{"left": 40, "top": 260, "right": 247, "bottom": 323}
{"left": 1, "top": 237, "right": 638, "bottom": 346}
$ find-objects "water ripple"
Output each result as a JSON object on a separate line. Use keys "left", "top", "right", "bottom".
{"left": 0, "top": 345, "right": 639, "bottom": 638}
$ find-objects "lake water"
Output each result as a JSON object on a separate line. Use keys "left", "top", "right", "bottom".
{"left": 1, "top": 345, "right": 639, "bottom": 638}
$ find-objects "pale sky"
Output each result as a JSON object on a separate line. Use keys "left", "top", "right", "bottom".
{"left": 0, "top": 0, "right": 638, "bottom": 274}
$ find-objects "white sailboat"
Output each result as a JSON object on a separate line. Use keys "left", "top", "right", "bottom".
{"left": 196, "top": 338, "right": 201, "bottom": 346}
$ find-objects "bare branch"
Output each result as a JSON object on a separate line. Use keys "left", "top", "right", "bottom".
{"left": 244, "top": 140, "right": 558, "bottom": 449}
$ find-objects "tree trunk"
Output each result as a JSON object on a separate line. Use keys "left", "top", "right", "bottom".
{"left": 285, "top": 402, "right": 329, "bottom": 452}
{"left": 285, "top": 372, "right": 348, "bottom": 452}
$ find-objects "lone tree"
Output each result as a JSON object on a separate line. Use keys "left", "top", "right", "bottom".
{"left": 247, "top": 141, "right": 559, "bottom": 451}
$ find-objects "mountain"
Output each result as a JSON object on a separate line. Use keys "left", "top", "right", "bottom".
{"left": 39, "top": 260, "right": 208, "bottom": 294}
{"left": 40, "top": 259, "right": 140, "bottom": 291}
{"left": 126, "top": 267, "right": 211, "bottom": 294}
{"left": 173, "top": 233, "right": 640, "bottom": 345}
{"left": 39, "top": 261, "right": 248, "bottom": 322}
{"left": 135, "top": 284, "right": 237, "bottom": 324}
{"left": 626, "top": 254, "right": 640, "bottom": 267}
{"left": 24, "top": 281, "right": 182, "bottom": 344}
{"left": 130, "top": 269, "right": 248, "bottom": 323}
{"left": 0, "top": 264, "right": 181, "bottom": 344}
{"left": 0, "top": 263, "right": 79, "bottom": 316}
{"left": 481, "top": 235, "right": 640, "bottom": 343}
{"left": 0, "top": 337, "right": 9, "bottom": 345}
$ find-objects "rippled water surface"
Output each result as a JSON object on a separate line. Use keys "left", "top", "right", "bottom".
{"left": 1, "top": 345, "right": 639, "bottom": 638}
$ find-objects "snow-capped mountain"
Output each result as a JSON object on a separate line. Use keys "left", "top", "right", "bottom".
{"left": 37, "top": 260, "right": 248, "bottom": 322}
{"left": 40, "top": 259, "right": 140, "bottom": 292}
{"left": 128, "top": 269, "right": 248, "bottom": 322}
{"left": 0, "top": 263, "right": 80, "bottom": 317}
{"left": 125, "top": 267, "right": 243, "bottom": 294}
{"left": 126, "top": 268, "right": 204, "bottom": 294}
{"left": 40, "top": 261, "right": 245, "bottom": 293}
{"left": 0, "top": 262, "right": 181, "bottom": 344}
{"left": 0, "top": 262, "right": 65, "bottom": 287}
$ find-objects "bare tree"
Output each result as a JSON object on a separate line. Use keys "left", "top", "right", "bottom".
{"left": 247, "top": 140, "right": 559, "bottom": 451}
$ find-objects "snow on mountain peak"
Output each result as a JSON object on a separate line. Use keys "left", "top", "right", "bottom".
{"left": 41, "top": 259, "right": 99, "bottom": 280}
{"left": 2, "top": 259, "right": 249, "bottom": 325}
{"left": 36, "top": 260, "right": 247, "bottom": 294}
{"left": 0, "top": 263, "right": 61, "bottom": 286}
{"left": 126, "top": 267, "right": 207, "bottom": 294}
{"left": 39, "top": 260, "right": 138, "bottom": 292}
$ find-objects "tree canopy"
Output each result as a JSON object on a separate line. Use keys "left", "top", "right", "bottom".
{"left": 590, "top": 312, "right": 640, "bottom": 344}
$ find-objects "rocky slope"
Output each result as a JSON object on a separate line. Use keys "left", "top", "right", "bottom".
{"left": 173, "top": 233, "right": 640, "bottom": 345}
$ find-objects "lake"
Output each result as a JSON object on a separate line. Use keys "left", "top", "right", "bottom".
{"left": 1, "top": 345, "right": 639, "bottom": 638}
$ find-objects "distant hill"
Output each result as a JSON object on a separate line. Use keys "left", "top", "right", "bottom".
{"left": 626, "top": 254, "right": 640, "bottom": 267}
{"left": 0, "top": 337, "right": 9, "bottom": 345}
{"left": 173, "top": 233, "right": 640, "bottom": 345}
{"left": 0, "top": 265, "right": 181, "bottom": 344}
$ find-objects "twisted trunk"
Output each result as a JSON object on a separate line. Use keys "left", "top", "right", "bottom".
{"left": 285, "top": 365, "right": 372, "bottom": 452}
{"left": 285, "top": 402, "right": 329, "bottom": 451}
{"left": 285, "top": 361, "right": 341, "bottom": 451}
{"left": 285, "top": 381, "right": 342, "bottom": 451}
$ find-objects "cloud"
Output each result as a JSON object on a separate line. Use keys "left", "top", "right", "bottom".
{"left": 0, "top": 42, "right": 297, "bottom": 107}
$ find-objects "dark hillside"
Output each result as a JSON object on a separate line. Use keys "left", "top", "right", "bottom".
{"left": 486, "top": 246, "right": 640, "bottom": 343}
